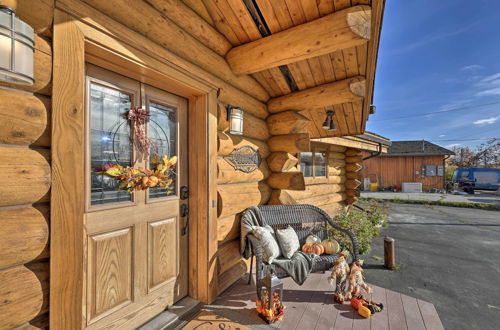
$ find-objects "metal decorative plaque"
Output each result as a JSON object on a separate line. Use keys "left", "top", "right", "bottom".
{"left": 223, "top": 145, "right": 261, "bottom": 173}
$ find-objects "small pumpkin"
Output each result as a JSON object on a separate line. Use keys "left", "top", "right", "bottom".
{"left": 301, "top": 243, "right": 325, "bottom": 255}
{"left": 305, "top": 234, "right": 321, "bottom": 244}
{"left": 321, "top": 238, "right": 340, "bottom": 255}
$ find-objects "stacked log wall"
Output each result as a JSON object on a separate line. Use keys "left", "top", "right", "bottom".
{"left": 216, "top": 101, "right": 272, "bottom": 294}
{"left": 345, "top": 148, "right": 363, "bottom": 205}
{"left": 0, "top": 0, "right": 53, "bottom": 328}
{"left": 268, "top": 142, "right": 348, "bottom": 218}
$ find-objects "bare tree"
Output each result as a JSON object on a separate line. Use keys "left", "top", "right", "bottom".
{"left": 473, "top": 139, "right": 500, "bottom": 167}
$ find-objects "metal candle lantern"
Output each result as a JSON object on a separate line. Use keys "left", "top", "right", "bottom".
{"left": 0, "top": 5, "right": 35, "bottom": 85}
{"left": 227, "top": 105, "right": 244, "bottom": 135}
{"left": 256, "top": 271, "right": 284, "bottom": 323}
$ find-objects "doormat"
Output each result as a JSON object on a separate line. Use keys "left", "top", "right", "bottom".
{"left": 181, "top": 310, "right": 250, "bottom": 330}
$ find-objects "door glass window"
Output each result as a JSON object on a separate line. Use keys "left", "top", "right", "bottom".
{"left": 89, "top": 82, "right": 132, "bottom": 205}
{"left": 149, "top": 101, "right": 177, "bottom": 198}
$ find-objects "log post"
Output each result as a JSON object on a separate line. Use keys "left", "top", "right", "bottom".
{"left": 384, "top": 237, "right": 396, "bottom": 270}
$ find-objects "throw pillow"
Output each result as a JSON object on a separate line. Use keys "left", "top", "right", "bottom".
{"left": 252, "top": 225, "right": 280, "bottom": 264}
{"left": 275, "top": 226, "right": 300, "bottom": 259}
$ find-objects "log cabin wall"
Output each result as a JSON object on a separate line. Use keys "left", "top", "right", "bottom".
{"left": 361, "top": 152, "right": 446, "bottom": 190}
{"left": 216, "top": 103, "right": 272, "bottom": 294}
{"left": 0, "top": 0, "right": 53, "bottom": 328}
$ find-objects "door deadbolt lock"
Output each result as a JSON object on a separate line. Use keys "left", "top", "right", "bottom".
{"left": 180, "top": 186, "right": 189, "bottom": 200}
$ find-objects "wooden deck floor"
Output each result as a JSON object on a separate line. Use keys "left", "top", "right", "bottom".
{"left": 204, "top": 273, "right": 444, "bottom": 330}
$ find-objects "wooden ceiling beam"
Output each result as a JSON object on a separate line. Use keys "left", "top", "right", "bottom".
{"left": 226, "top": 5, "right": 371, "bottom": 75}
{"left": 267, "top": 76, "right": 365, "bottom": 113}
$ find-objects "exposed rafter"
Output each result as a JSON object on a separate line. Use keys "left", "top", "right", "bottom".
{"left": 267, "top": 77, "right": 365, "bottom": 113}
{"left": 226, "top": 6, "right": 371, "bottom": 75}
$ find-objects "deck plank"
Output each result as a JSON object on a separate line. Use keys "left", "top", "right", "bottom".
{"left": 386, "top": 289, "right": 408, "bottom": 330}
{"left": 417, "top": 299, "right": 445, "bottom": 330}
{"left": 203, "top": 273, "right": 443, "bottom": 330}
{"left": 370, "top": 285, "right": 389, "bottom": 330}
{"left": 401, "top": 295, "right": 425, "bottom": 330}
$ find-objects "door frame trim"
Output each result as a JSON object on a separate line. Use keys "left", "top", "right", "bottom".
{"left": 52, "top": 6, "right": 218, "bottom": 329}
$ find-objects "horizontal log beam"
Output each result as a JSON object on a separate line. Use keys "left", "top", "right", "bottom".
{"left": 345, "top": 163, "right": 363, "bottom": 172}
{"left": 346, "top": 189, "right": 360, "bottom": 197}
{"left": 217, "top": 131, "right": 270, "bottom": 158}
{"left": 267, "top": 111, "right": 310, "bottom": 135}
{"left": 321, "top": 203, "right": 345, "bottom": 217}
{"left": 345, "top": 155, "right": 363, "bottom": 163}
{"left": 305, "top": 175, "right": 346, "bottom": 185}
{"left": 0, "top": 206, "right": 49, "bottom": 269}
{"left": 345, "top": 148, "right": 362, "bottom": 156}
{"left": 267, "top": 152, "right": 298, "bottom": 172}
{"left": 345, "top": 179, "right": 362, "bottom": 189}
{"left": 268, "top": 133, "right": 310, "bottom": 153}
{"left": 0, "top": 89, "right": 50, "bottom": 146}
{"left": 267, "top": 172, "right": 306, "bottom": 190}
{"left": 217, "top": 158, "right": 270, "bottom": 184}
{"left": 80, "top": 0, "right": 269, "bottom": 101}
{"left": 346, "top": 171, "right": 361, "bottom": 179}
{"left": 217, "top": 214, "right": 241, "bottom": 244}
{"left": 346, "top": 196, "right": 359, "bottom": 205}
{"left": 0, "top": 262, "right": 49, "bottom": 329}
{"left": 217, "top": 240, "right": 241, "bottom": 275}
{"left": 298, "top": 192, "right": 346, "bottom": 207}
{"left": 0, "top": 147, "right": 51, "bottom": 206}
{"left": 226, "top": 6, "right": 371, "bottom": 74}
{"left": 17, "top": 0, "right": 54, "bottom": 37}
{"left": 217, "top": 260, "right": 247, "bottom": 295}
{"left": 217, "top": 182, "right": 271, "bottom": 218}
{"left": 145, "top": 0, "right": 231, "bottom": 56}
{"left": 268, "top": 77, "right": 365, "bottom": 113}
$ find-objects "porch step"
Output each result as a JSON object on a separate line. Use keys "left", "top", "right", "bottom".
{"left": 137, "top": 297, "right": 202, "bottom": 330}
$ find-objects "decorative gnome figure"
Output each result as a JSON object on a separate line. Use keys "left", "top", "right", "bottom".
{"left": 348, "top": 260, "right": 372, "bottom": 298}
{"left": 327, "top": 250, "right": 351, "bottom": 303}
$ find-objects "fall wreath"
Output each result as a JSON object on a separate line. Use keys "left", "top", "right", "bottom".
{"left": 95, "top": 107, "right": 177, "bottom": 193}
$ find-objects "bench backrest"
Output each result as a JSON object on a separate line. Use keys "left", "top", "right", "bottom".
{"left": 256, "top": 204, "right": 332, "bottom": 245}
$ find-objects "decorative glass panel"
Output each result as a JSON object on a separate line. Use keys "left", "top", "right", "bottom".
{"left": 89, "top": 82, "right": 132, "bottom": 205}
{"left": 314, "top": 152, "right": 327, "bottom": 177}
{"left": 148, "top": 101, "right": 177, "bottom": 198}
{"left": 300, "top": 152, "right": 313, "bottom": 177}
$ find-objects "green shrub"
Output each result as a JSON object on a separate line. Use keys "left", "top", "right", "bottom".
{"left": 326, "top": 201, "right": 389, "bottom": 255}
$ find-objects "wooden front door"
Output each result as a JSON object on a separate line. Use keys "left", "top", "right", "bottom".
{"left": 83, "top": 64, "right": 188, "bottom": 329}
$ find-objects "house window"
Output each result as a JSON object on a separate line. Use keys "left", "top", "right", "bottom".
{"left": 299, "top": 151, "right": 327, "bottom": 177}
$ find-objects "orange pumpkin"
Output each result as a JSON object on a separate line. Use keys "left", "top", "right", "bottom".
{"left": 301, "top": 243, "right": 325, "bottom": 255}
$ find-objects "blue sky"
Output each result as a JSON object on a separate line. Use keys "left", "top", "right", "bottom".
{"left": 367, "top": 0, "right": 500, "bottom": 149}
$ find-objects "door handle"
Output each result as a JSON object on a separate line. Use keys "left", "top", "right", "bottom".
{"left": 181, "top": 204, "right": 189, "bottom": 236}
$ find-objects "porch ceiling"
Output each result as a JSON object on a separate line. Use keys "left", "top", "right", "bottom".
{"left": 201, "top": 0, "right": 385, "bottom": 138}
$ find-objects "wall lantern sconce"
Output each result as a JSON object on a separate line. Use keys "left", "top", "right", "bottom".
{"left": 322, "top": 111, "right": 336, "bottom": 131}
{"left": 0, "top": 5, "right": 34, "bottom": 85}
{"left": 369, "top": 104, "right": 376, "bottom": 115}
{"left": 227, "top": 104, "right": 244, "bottom": 135}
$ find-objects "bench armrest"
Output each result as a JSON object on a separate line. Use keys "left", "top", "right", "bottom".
{"left": 324, "top": 216, "right": 360, "bottom": 261}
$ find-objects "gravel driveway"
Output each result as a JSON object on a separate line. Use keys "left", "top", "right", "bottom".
{"left": 363, "top": 203, "right": 500, "bottom": 330}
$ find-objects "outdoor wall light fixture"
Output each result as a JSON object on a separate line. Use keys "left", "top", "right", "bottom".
{"left": 322, "top": 111, "right": 336, "bottom": 131}
{"left": 369, "top": 104, "right": 376, "bottom": 115}
{"left": 227, "top": 104, "right": 244, "bottom": 135}
{"left": 0, "top": 5, "right": 34, "bottom": 85}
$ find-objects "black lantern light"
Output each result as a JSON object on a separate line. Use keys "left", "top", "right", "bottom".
{"left": 256, "top": 271, "right": 284, "bottom": 323}
{"left": 0, "top": 5, "right": 35, "bottom": 85}
{"left": 369, "top": 104, "right": 376, "bottom": 115}
{"left": 322, "top": 110, "right": 336, "bottom": 131}
{"left": 227, "top": 104, "right": 244, "bottom": 135}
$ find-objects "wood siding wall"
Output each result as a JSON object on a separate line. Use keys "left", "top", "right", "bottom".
{"left": 361, "top": 152, "right": 446, "bottom": 190}
{"left": 0, "top": 1, "right": 54, "bottom": 328}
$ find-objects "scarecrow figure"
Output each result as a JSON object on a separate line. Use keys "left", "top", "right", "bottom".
{"left": 327, "top": 250, "right": 351, "bottom": 303}
{"left": 348, "top": 259, "right": 372, "bottom": 298}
